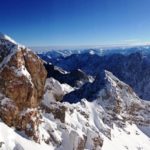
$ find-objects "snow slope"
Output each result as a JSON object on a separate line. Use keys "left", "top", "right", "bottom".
{"left": 0, "top": 121, "right": 53, "bottom": 150}
{"left": 43, "top": 78, "right": 74, "bottom": 106}
{"left": 0, "top": 33, "right": 26, "bottom": 69}
{"left": 102, "top": 124, "right": 150, "bottom": 150}
{"left": 0, "top": 99, "right": 150, "bottom": 150}
{"left": 0, "top": 33, "right": 17, "bottom": 44}
{"left": 38, "top": 71, "right": 150, "bottom": 150}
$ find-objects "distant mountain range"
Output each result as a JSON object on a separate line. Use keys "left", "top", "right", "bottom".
{"left": 38, "top": 46, "right": 150, "bottom": 101}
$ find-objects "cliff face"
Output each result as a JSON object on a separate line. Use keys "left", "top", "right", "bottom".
{"left": 0, "top": 33, "right": 47, "bottom": 141}
{"left": 0, "top": 34, "right": 47, "bottom": 110}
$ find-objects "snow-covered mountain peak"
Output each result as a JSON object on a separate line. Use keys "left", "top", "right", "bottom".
{"left": 0, "top": 34, "right": 47, "bottom": 146}
{"left": 0, "top": 32, "right": 17, "bottom": 44}
{"left": 39, "top": 71, "right": 150, "bottom": 150}
{"left": 0, "top": 33, "right": 28, "bottom": 69}
{"left": 64, "top": 69, "right": 140, "bottom": 111}
{"left": 95, "top": 70, "right": 140, "bottom": 114}
{"left": 95, "top": 70, "right": 137, "bottom": 96}
{"left": 0, "top": 34, "right": 47, "bottom": 110}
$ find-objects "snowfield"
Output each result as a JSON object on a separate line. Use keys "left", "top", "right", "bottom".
{"left": 0, "top": 121, "right": 53, "bottom": 150}
{"left": 102, "top": 124, "right": 150, "bottom": 150}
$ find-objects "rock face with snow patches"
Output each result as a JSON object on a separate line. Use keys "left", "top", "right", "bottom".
{"left": 0, "top": 33, "right": 47, "bottom": 140}
{"left": 39, "top": 70, "right": 150, "bottom": 150}
{"left": 0, "top": 34, "right": 47, "bottom": 109}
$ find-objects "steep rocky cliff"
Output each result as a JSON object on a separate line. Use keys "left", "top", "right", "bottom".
{"left": 0, "top": 33, "right": 47, "bottom": 140}
{"left": 0, "top": 34, "right": 47, "bottom": 109}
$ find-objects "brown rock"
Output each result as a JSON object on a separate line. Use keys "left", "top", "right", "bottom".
{"left": 77, "top": 135, "right": 87, "bottom": 150}
{"left": 16, "top": 109, "right": 42, "bottom": 143}
{"left": 0, "top": 37, "right": 47, "bottom": 142}
{"left": 0, "top": 98, "right": 19, "bottom": 126}
{"left": 0, "top": 48, "right": 47, "bottom": 110}
{"left": 41, "top": 103, "right": 67, "bottom": 123}
{"left": 92, "top": 136, "right": 103, "bottom": 149}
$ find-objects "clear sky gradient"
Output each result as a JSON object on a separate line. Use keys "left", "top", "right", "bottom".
{"left": 1, "top": 0, "right": 150, "bottom": 46}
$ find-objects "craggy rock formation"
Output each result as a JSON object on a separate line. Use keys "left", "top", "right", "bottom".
{"left": 64, "top": 70, "right": 150, "bottom": 126}
{"left": 0, "top": 33, "right": 47, "bottom": 141}
{"left": 0, "top": 34, "right": 47, "bottom": 109}
{"left": 44, "top": 63, "right": 92, "bottom": 88}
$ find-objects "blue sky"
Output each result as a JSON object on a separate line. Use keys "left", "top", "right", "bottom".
{"left": 1, "top": 0, "right": 150, "bottom": 46}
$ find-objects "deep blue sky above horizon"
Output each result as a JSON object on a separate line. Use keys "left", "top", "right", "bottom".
{"left": 1, "top": 0, "right": 150, "bottom": 46}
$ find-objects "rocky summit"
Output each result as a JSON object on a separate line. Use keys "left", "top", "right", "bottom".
{"left": 0, "top": 33, "right": 47, "bottom": 141}
{"left": 0, "top": 33, "right": 47, "bottom": 109}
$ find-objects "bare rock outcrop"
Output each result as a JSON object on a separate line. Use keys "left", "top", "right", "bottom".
{"left": 0, "top": 33, "right": 47, "bottom": 141}
{"left": 0, "top": 51, "right": 47, "bottom": 109}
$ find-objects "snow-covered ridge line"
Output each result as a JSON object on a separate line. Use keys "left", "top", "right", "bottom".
{"left": 0, "top": 33, "right": 17, "bottom": 44}
{"left": 0, "top": 33, "right": 31, "bottom": 70}
{"left": 0, "top": 32, "right": 28, "bottom": 50}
